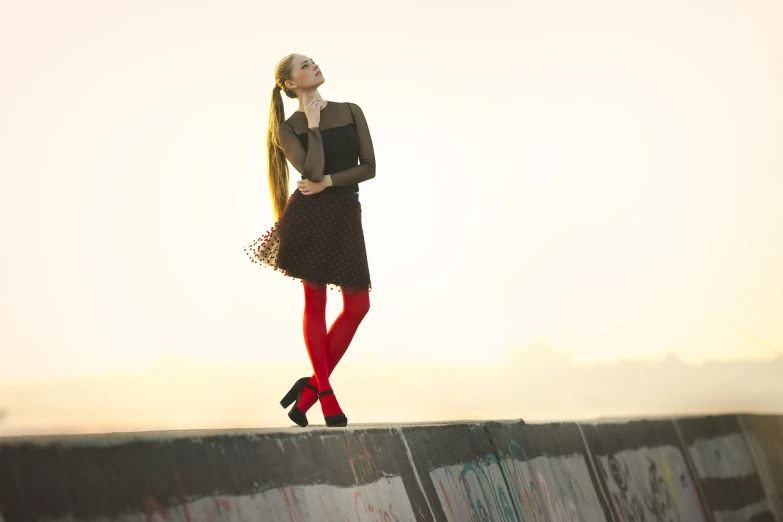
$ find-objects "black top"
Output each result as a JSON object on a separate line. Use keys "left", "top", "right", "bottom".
{"left": 278, "top": 101, "right": 376, "bottom": 196}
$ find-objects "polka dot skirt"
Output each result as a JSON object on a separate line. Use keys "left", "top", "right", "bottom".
{"left": 245, "top": 189, "right": 372, "bottom": 293}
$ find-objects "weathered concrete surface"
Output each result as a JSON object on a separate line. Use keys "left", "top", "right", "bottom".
{"left": 582, "top": 418, "right": 709, "bottom": 520}
{"left": 677, "top": 415, "right": 776, "bottom": 521}
{"left": 481, "top": 421, "right": 610, "bottom": 520}
{"left": 0, "top": 414, "right": 781, "bottom": 521}
{"left": 741, "top": 415, "right": 783, "bottom": 519}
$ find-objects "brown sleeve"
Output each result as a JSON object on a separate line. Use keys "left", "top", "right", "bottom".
{"left": 277, "top": 121, "right": 325, "bottom": 182}
{"left": 327, "top": 103, "right": 376, "bottom": 186}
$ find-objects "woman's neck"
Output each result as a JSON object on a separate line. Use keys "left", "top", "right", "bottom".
{"left": 296, "top": 89, "right": 326, "bottom": 112}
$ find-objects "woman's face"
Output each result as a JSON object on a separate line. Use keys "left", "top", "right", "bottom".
{"left": 286, "top": 54, "right": 324, "bottom": 92}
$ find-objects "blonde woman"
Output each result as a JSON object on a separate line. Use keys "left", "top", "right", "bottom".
{"left": 245, "top": 54, "right": 375, "bottom": 428}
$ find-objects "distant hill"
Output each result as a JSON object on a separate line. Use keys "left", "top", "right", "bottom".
{"left": 0, "top": 345, "right": 780, "bottom": 435}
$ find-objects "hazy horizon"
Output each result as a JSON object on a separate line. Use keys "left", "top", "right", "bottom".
{"left": 1, "top": 0, "right": 781, "bottom": 435}
{"left": 1, "top": 341, "right": 781, "bottom": 437}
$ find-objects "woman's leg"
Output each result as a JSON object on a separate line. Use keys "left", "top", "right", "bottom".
{"left": 297, "top": 286, "right": 371, "bottom": 413}
{"left": 326, "top": 287, "right": 371, "bottom": 370}
{"left": 301, "top": 281, "right": 332, "bottom": 406}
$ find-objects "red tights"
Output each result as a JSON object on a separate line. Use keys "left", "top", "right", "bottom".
{"left": 300, "top": 281, "right": 370, "bottom": 417}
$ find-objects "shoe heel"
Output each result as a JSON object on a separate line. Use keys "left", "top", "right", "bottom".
{"left": 280, "top": 384, "right": 298, "bottom": 409}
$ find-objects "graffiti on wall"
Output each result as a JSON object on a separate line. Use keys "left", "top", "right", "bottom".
{"left": 431, "top": 438, "right": 606, "bottom": 521}
{"left": 596, "top": 446, "right": 705, "bottom": 522}
{"left": 686, "top": 432, "right": 776, "bottom": 521}
{"left": 129, "top": 473, "right": 415, "bottom": 522}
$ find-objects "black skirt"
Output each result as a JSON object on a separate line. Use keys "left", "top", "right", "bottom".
{"left": 245, "top": 188, "right": 372, "bottom": 293}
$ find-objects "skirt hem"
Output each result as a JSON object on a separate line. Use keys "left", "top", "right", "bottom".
{"left": 245, "top": 255, "right": 372, "bottom": 294}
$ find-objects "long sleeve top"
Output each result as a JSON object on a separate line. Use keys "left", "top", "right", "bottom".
{"left": 277, "top": 101, "right": 376, "bottom": 197}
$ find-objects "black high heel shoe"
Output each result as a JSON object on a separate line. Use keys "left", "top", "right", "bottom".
{"left": 280, "top": 377, "right": 318, "bottom": 427}
{"left": 318, "top": 389, "right": 348, "bottom": 427}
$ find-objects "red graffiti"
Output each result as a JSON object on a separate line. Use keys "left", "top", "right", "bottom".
{"left": 144, "top": 497, "right": 232, "bottom": 522}
{"left": 354, "top": 490, "right": 400, "bottom": 522}
{"left": 344, "top": 434, "right": 380, "bottom": 485}
{"left": 143, "top": 472, "right": 233, "bottom": 522}
{"left": 438, "top": 480, "right": 457, "bottom": 520}
{"left": 456, "top": 474, "right": 480, "bottom": 522}
{"left": 283, "top": 485, "right": 306, "bottom": 522}
{"left": 144, "top": 497, "right": 168, "bottom": 522}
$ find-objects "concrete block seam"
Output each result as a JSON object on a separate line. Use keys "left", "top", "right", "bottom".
{"left": 395, "top": 427, "right": 437, "bottom": 521}
{"left": 671, "top": 417, "right": 715, "bottom": 522}
{"left": 737, "top": 414, "right": 783, "bottom": 519}
{"left": 576, "top": 423, "right": 617, "bottom": 522}
{"left": 482, "top": 423, "right": 522, "bottom": 522}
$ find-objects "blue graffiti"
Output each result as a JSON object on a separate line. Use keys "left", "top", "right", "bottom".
{"left": 455, "top": 438, "right": 581, "bottom": 521}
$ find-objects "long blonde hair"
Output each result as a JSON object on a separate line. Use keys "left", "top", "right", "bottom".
{"left": 267, "top": 53, "right": 299, "bottom": 220}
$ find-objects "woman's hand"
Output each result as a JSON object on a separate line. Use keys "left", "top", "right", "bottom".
{"left": 302, "top": 90, "right": 325, "bottom": 127}
{"left": 297, "top": 178, "right": 328, "bottom": 196}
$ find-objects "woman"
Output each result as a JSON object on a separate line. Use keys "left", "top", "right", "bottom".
{"left": 245, "top": 53, "right": 376, "bottom": 428}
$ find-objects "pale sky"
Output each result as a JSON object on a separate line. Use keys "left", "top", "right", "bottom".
{"left": 1, "top": 0, "right": 782, "bottom": 433}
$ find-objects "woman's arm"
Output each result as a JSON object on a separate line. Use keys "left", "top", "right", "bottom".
{"left": 325, "top": 102, "right": 375, "bottom": 186}
{"left": 277, "top": 121, "right": 326, "bottom": 182}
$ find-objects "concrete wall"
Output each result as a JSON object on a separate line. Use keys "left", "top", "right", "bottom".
{"left": 0, "top": 414, "right": 781, "bottom": 521}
